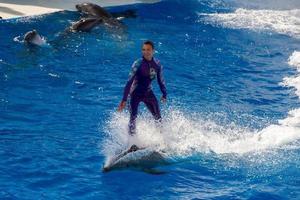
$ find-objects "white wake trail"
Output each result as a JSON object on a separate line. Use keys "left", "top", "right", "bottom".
{"left": 200, "top": 8, "right": 300, "bottom": 38}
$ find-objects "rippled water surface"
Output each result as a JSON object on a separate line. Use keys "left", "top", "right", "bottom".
{"left": 1, "top": 0, "right": 300, "bottom": 199}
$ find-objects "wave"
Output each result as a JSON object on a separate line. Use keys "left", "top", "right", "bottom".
{"left": 103, "top": 108, "right": 299, "bottom": 161}
{"left": 225, "top": 0, "right": 300, "bottom": 10}
{"left": 200, "top": 8, "right": 300, "bottom": 39}
{"left": 282, "top": 51, "right": 300, "bottom": 97}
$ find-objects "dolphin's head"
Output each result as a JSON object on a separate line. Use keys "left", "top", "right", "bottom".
{"left": 75, "top": 4, "right": 83, "bottom": 12}
{"left": 24, "top": 30, "right": 38, "bottom": 42}
{"left": 75, "top": 3, "right": 112, "bottom": 19}
{"left": 75, "top": 3, "right": 90, "bottom": 13}
{"left": 24, "top": 30, "right": 47, "bottom": 46}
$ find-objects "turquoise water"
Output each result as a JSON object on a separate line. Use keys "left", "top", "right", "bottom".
{"left": 1, "top": 0, "right": 300, "bottom": 199}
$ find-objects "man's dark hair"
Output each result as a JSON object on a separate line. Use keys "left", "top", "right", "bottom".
{"left": 143, "top": 40, "right": 154, "bottom": 49}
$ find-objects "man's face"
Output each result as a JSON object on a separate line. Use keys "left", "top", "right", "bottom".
{"left": 142, "top": 44, "right": 154, "bottom": 60}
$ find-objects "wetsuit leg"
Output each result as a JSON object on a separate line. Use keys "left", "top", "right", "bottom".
{"left": 129, "top": 93, "right": 141, "bottom": 135}
{"left": 143, "top": 90, "right": 161, "bottom": 121}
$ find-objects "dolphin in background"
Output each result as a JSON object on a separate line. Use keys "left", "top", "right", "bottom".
{"left": 69, "top": 18, "right": 103, "bottom": 32}
{"left": 75, "top": 3, "right": 113, "bottom": 19}
{"left": 75, "top": 3, "right": 137, "bottom": 19}
{"left": 71, "top": 3, "right": 137, "bottom": 32}
{"left": 23, "top": 30, "right": 48, "bottom": 46}
{"left": 19, "top": 3, "right": 138, "bottom": 47}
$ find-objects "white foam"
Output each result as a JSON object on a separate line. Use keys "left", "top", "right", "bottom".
{"left": 48, "top": 73, "right": 60, "bottom": 78}
{"left": 226, "top": 0, "right": 300, "bottom": 10}
{"left": 201, "top": 8, "right": 300, "bottom": 38}
{"left": 102, "top": 108, "right": 300, "bottom": 159}
{"left": 282, "top": 51, "right": 300, "bottom": 97}
{"left": 288, "top": 51, "right": 300, "bottom": 69}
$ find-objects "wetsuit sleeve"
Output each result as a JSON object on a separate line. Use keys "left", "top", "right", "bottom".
{"left": 122, "top": 60, "right": 139, "bottom": 101}
{"left": 157, "top": 63, "right": 167, "bottom": 98}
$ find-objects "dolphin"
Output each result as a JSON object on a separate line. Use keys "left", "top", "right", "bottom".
{"left": 76, "top": 3, "right": 137, "bottom": 19}
{"left": 23, "top": 30, "right": 47, "bottom": 46}
{"left": 72, "top": 3, "right": 137, "bottom": 32}
{"left": 76, "top": 3, "right": 112, "bottom": 18}
{"left": 70, "top": 18, "right": 103, "bottom": 32}
{"left": 102, "top": 145, "right": 169, "bottom": 174}
{"left": 76, "top": 3, "right": 122, "bottom": 28}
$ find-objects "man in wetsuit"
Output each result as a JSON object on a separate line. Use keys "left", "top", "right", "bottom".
{"left": 118, "top": 40, "right": 167, "bottom": 136}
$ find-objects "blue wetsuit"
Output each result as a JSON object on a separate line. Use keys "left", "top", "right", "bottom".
{"left": 122, "top": 57, "right": 167, "bottom": 135}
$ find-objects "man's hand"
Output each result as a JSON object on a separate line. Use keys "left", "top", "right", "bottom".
{"left": 160, "top": 96, "right": 167, "bottom": 103}
{"left": 118, "top": 100, "right": 127, "bottom": 112}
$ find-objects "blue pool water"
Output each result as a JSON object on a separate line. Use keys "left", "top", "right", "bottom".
{"left": 1, "top": 0, "right": 300, "bottom": 199}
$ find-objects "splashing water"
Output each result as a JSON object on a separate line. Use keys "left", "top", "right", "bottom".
{"left": 103, "top": 104, "right": 300, "bottom": 162}
{"left": 200, "top": 8, "right": 300, "bottom": 39}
